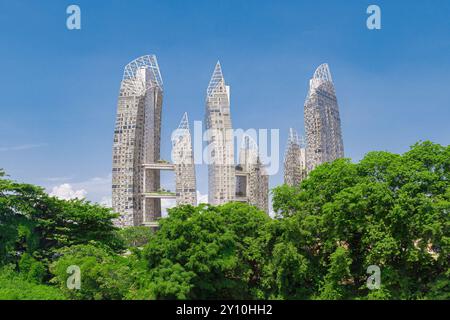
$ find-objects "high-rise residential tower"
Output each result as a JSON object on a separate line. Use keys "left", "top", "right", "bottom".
{"left": 236, "top": 136, "right": 269, "bottom": 213}
{"left": 205, "top": 61, "right": 236, "bottom": 205}
{"left": 172, "top": 112, "right": 197, "bottom": 206}
{"left": 283, "top": 128, "right": 307, "bottom": 186}
{"left": 304, "top": 63, "right": 344, "bottom": 172}
{"left": 112, "top": 55, "right": 163, "bottom": 227}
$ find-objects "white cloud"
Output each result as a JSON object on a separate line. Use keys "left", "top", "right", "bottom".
{"left": 197, "top": 191, "right": 208, "bottom": 205}
{"left": 46, "top": 174, "right": 111, "bottom": 204}
{"left": 50, "top": 183, "right": 87, "bottom": 200}
{"left": 69, "top": 174, "right": 111, "bottom": 200}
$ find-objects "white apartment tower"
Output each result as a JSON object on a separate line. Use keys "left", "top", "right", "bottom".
{"left": 172, "top": 112, "right": 197, "bottom": 206}
{"left": 304, "top": 63, "right": 344, "bottom": 172}
{"left": 283, "top": 128, "right": 307, "bottom": 186}
{"left": 112, "top": 55, "right": 163, "bottom": 227}
{"left": 236, "top": 136, "right": 269, "bottom": 213}
{"left": 205, "top": 61, "right": 236, "bottom": 205}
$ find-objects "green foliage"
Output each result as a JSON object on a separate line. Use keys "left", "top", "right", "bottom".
{"left": 0, "top": 172, "right": 125, "bottom": 299}
{"left": 117, "top": 226, "right": 154, "bottom": 248}
{"left": 0, "top": 265, "right": 65, "bottom": 300}
{"left": 18, "top": 253, "right": 46, "bottom": 283}
{"left": 50, "top": 244, "right": 133, "bottom": 300}
{"left": 317, "top": 246, "right": 352, "bottom": 300}
{"left": 127, "top": 259, "right": 194, "bottom": 300}
{"left": 0, "top": 141, "right": 448, "bottom": 300}
{"left": 0, "top": 174, "right": 123, "bottom": 267}
{"left": 271, "top": 141, "right": 450, "bottom": 300}
{"left": 142, "top": 203, "right": 272, "bottom": 299}
{"left": 261, "top": 240, "right": 310, "bottom": 299}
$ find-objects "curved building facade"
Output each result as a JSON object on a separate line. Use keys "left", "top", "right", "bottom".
{"left": 304, "top": 63, "right": 344, "bottom": 172}
{"left": 112, "top": 55, "right": 164, "bottom": 227}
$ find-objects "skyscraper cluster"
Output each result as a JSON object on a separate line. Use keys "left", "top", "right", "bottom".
{"left": 284, "top": 63, "right": 345, "bottom": 186}
{"left": 112, "top": 55, "right": 269, "bottom": 227}
{"left": 112, "top": 56, "right": 344, "bottom": 227}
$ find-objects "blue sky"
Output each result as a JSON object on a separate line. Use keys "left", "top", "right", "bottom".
{"left": 0, "top": 0, "right": 449, "bottom": 207}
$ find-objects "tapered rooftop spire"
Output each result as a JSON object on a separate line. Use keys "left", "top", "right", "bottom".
{"left": 178, "top": 112, "right": 190, "bottom": 131}
{"left": 207, "top": 60, "right": 225, "bottom": 96}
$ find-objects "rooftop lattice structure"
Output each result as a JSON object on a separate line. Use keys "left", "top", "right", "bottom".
{"left": 207, "top": 61, "right": 225, "bottom": 97}
{"left": 120, "top": 55, "right": 163, "bottom": 96}
{"left": 308, "top": 63, "right": 335, "bottom": 97}
{"left": 178, "top": 112, "right": 189, "bottom": 130}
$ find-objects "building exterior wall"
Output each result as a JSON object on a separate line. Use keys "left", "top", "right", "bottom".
{"left": 205, "top": 62, "right": 236, "bottom": 205}
{"left": 172, "top": 113, "right": 197, "bottom": 206}
{"left": 112, "top": 55, "right": 163, "bottom": 227}
{"left": 284, "top": 128, "right": 307, "bottom": 187}
{"left": 304, "top": 63, "right": 344, "bottom": 172}
{"left": 237, "top": 136, "right": 269, "bottom": 214}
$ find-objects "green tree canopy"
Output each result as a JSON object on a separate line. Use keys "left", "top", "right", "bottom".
{"left": 117, "top": 226, "right": 154, "bottom": 248}
{"left": 0, "top": 141, "right": 448, "bottom": 300}
{"left": 141, "top": 203, "right": 272, "bottom": 299}
{"left": 0, "top": 174, "right": 123, "bottom": 266}
{"left": 50, "top": 243, "right": 133, "bottom": 300}
{"left": 271, "top": 141, "right": 450, "bottom": 299}
{"left": 0, "top": 265, "right": 65, "bottom": 300}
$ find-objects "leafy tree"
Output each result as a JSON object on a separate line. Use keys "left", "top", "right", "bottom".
{"left": 117, "top": 226, "right": 154, "bottom": 248}
{"left": 50, "top": 243, "right": 133, "bottom": 300}
{"left": 271, "top": 141, "right": 450, "bottom": 300}
{"left": 317, "top": 246, "right": 352, "bottom": 300}
{"left": 142, "top": 203, "right": 272, "bottom": 299}
{"left": 260, "top": 240, "right": 310, "bottom": 299}
{"left": 0, "top": 265, "right": 65, "bottom": 300}
{"left": 18, "top": 253, "right": 46, "bottom": 283}
{"left": 0, "top": 173, "right": 123, "bottom": 267}
{"left": 126, "top": 259, "right": 194, "bottom": 300}
{"left": 0, "top": 176, "right": 40, "bottom": 265}
{"left": 1, "top": 140, "right": 448, "bottom": 301}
